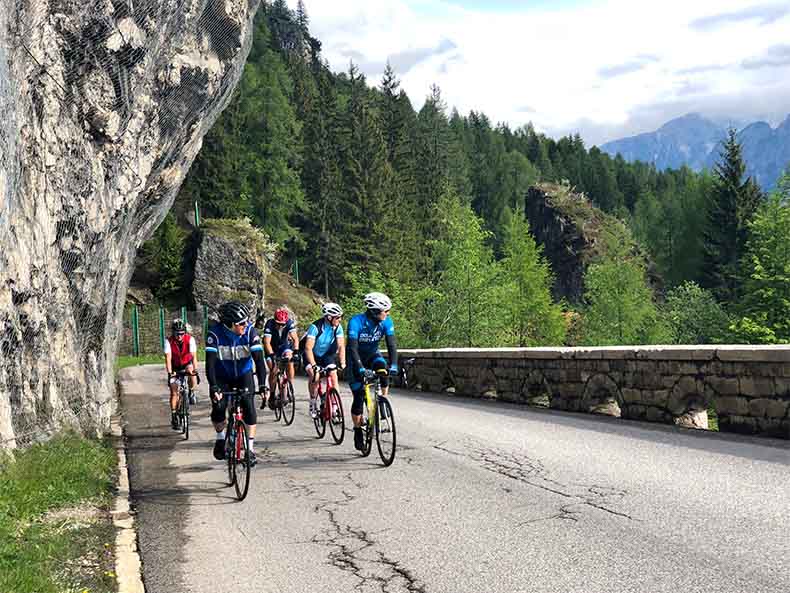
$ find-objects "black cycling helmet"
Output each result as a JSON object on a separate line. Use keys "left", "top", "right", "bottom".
{"left": 171, "top": 319, "right": 186, "bottom": 334}
{"left": 219, "top": 301, "right": 249, "bottom": 327}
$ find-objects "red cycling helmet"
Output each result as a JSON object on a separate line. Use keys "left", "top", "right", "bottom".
{"left": 274, "top": 307, "right": 289, "bottom": 324}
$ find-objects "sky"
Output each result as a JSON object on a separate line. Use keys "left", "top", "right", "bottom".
{"left": 287, "top": 0, "right": 790, "bottom": 146}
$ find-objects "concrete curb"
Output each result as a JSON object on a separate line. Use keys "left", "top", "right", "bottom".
{"left": 111, "top": 416, "right": 145, "bottom": 593}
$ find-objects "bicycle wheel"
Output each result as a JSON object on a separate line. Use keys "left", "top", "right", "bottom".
{"left": 282, "top": 381, "right": 295, "bottom": 426}
{"left": 360, "top": 398, "right": 373, "bottom": 457}
{"left": 181, "top": 393, "right": 189, "bottom": 440}
{"left": 314, "top": 392, "right": 326, "bottom": 438}
{"left": 375, "top": 398, "right": 396, "bottom": 466}
{"left": 327, "top": 388, "right": 345, "bottom": 445}
{"left": 273, "top": 382, "right": 283, "bottom": 422}
{"left": 234, "top": 422, "right": 251, "bottom": 501}
{"left": 225, "top": 429, "right": 235, "bottom": 487}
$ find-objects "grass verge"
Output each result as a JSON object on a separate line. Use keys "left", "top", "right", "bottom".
{"left": 117, "top": 347, "right": 206, "bottom": 370}
{"left": 0, "top": 433, "right": 117, "bottom": 593}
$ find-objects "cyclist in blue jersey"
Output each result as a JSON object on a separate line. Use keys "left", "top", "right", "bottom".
{"left": 263, "top": 306, "right": 299, "bottom": 409}
{"left": 205, "top": 301, "right": 267, "bottom": 466}
{"left": 304, "top": 302, "right": 347, "bottom": 418}
{"left": 347, "top": 292, "right": 398, "bottom": 451}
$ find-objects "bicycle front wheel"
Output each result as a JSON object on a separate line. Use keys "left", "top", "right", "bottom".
{"left": 225, "top": 430, "right": 235, "bottom": 487}
{"left": 273, "top": 384, "right": 283, "bottom": 422}
{"left": 282, "top": 381, "right": 295, "bottom": 426}
{"left": 234, "top": 422, "right": 251, "bottom": 501}
{"left": 327, "top": 389, "right": 345, "bottom": 445}
{"left": 180, "top": 391, "right": 189, "bottom": 440}
{"left": 375, "top": 398, "right": 396, "bottom": 466}
{"left": 314, "top": 394, "right": 326, "bottom": 438}
{"left": 360, "top": 398, "right": 373, "bottom": 457}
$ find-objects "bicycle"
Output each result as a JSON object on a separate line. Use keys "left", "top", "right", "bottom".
{"left": 311, "top": 364, "right": 345, "bottom": 444}
{"left": 271, "top": 356, "right": 296, "bottom": 426}
{"left": 398, "top": 357, "right": 416, "bottom": 389}
{"left": 173, "top": 370, "right": 197, "bottom": 440}
{"left": 359, "top": 368, "right": 396, "bottom": 466}
{"left": 222, "top": 388, "right": 253, "bottom": 501}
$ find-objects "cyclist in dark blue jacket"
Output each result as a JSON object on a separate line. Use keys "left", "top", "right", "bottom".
{"left": 205, "top": 301, "right": 267, "bottom": 465}
{"left": 347, "top": 292, "right": 398, "bottom": 451}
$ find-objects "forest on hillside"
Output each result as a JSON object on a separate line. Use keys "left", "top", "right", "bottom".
{"left": 141, "top": 0, "right": 790, "bottom": 347}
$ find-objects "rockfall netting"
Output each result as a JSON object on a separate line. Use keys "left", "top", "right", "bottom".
{"left": 0, "top": 0, "right": 260, "bottom": 447}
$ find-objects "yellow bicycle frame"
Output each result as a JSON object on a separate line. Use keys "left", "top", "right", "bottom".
{"left": 363, "top": 369, "right": 387, "bottom": 429}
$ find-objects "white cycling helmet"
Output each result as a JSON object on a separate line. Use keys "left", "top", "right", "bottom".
{"left": 322, "top": 302, "right": 343, "bottom": 317}
{"left": 363, "top": 292, "right": 392, "bottom": 311}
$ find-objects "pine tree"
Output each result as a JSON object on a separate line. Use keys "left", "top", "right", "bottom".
{"left": 701, "top": 129, "right": 763, "bottom": 303}
{"left": 733, "top": 173, "right": 790, "bottom": 343}
{"left": 500, "top": 213, "right": 566, "bottom": 346}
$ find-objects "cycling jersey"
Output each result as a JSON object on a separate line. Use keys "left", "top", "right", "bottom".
{"left": 164, "top": 335, "right": 197, "bottom": 368}
{"left": 205, "top": 323, "right": 263, "bottom": 382}
{"left": 263, "top": 318, "right": 296, "bottom": 354}
{"left": 346, "top": 313, "right": 394, "bottom": 360}
{"left": 306, "top": 319, "right": 344, "bottom": 358}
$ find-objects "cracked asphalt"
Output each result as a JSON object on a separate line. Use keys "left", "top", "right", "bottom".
{"left": 119, "top": 365, "right": 790, "bottom": 593}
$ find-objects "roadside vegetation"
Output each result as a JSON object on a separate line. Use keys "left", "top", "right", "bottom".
{"left": 0, "top": 433, "right": 117, "bottom": 593}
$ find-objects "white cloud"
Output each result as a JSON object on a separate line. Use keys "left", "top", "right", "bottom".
{"left": 289, "top": 0, "right": 790, "bottom": 145}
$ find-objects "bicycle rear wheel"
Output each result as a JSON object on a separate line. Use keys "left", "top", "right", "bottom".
{"left": 314, "top": 393, "right": 326, "bottom": 438}
{"left": 282, "top": 381, "right": 295, "bottom": 426}
{"left": 181, "top": 394, "right": 189, "bottom": 440}
{"left": 233, "top": 422, "right": 251, "bottom": 501}
{"left": 375, "top": 398, "right": 396, "bottom": 466}
{"left": 327, "top": 388, "right": 345, "bottom": 445}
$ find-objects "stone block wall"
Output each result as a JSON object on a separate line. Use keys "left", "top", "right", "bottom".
{"left": 399, "top": 346, "right": 790, "bottom": 439}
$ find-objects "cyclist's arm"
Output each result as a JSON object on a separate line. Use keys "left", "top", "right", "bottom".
{"left": 189, "top": 336, "right": 198, "bottom": 374}
{"left": 337, "top": 335, "right": 347, "bottom": 367}
{"left": 251, "top": 349, "right": 267, "bottom": 390}
{"left": 305, "top": 336, "right": 316, "bottom": 367}
{"left": 205, "top": 349, "right": 218, "bottom": 387}
{"left": 263, "top": 335, "right": 274, "bottom": 356}
{"left": 288, "top": 329, "right": 299, "bottom": 351}
{"left": 385, "top": 334, "right": 398, "bottom": 369}
{"left": 164, "top": 352, "right": 173, "bottom": 375}
{"left": 348, "top": 338, "right": 363, "bottom": 369}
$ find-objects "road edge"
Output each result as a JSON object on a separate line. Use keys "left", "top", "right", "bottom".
{"left": 111, "top": 413, "right": 145, "bottom": 593}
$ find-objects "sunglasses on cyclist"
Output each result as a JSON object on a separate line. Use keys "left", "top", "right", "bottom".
{"left": 233, "top": 319, "right": 248, "bottom": 327}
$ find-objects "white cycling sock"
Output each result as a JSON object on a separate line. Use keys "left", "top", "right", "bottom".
{"left": 216, "top": 431, "right": 225, "bottom": 440}
{"left": 248, "top": 438, "right": 254, "bottom": 452}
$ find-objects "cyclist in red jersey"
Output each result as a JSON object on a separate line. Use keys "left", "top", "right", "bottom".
{"left": 164, "top": 319, "right": 198, "bottom": 430}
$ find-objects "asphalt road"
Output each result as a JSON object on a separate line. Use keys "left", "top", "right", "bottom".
{"left": 119, "top": 365, "right": 790, "bottom": 593}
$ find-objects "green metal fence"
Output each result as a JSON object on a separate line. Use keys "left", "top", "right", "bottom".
{"left": 121, "top": 304, "right": 213, "bottom": 356}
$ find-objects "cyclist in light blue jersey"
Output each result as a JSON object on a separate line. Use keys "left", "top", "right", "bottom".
{"left": 346, "top": 292, "right": 398, "bottom": 451}
{"left": 304, "top": 302, "right": 347, "bottom": 418}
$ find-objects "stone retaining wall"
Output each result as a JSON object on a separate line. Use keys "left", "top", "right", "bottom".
{"left": 399, "top": 346, "right": 790, "bottom": 439}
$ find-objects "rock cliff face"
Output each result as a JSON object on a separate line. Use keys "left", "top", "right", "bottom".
{"left": 526, "top": 183, "right": 659, "bottom": 305}
{"left": 0, "top": 0, "right": 260, "bottom": 447}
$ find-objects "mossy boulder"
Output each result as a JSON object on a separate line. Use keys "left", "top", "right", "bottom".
{"left": 191, "top": 218, "right": 277, "bottom": 318}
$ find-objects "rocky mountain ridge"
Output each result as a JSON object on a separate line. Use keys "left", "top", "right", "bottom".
{"left": 601, "top": 113, "right": 790, "bottom": 190}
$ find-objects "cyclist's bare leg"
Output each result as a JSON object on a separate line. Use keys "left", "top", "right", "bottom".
{"left": 306, "top": 366, "right": 317, "bottom": 399}
{"left": 186, "top": 362, "right": 197, "bottom": 391}
{"left": 266, "top": 357, "right": 276, "bottom": 393}
{"left": 169, "top": 383, "right": 179, "bottom": 413}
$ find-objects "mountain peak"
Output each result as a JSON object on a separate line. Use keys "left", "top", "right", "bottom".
{"left": 601, "top": 113, "right": 790, "bottom": 190}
